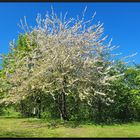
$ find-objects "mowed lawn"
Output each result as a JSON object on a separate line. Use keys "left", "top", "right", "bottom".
{"left": 0, "top": 118, "right": 140, "bottom": 138}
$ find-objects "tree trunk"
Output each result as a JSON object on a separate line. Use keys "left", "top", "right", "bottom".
{"left": 37, "top": 103, "right": 41, "bottom": 118}
{"left": 61, "top": 91, "right": 68, "bottom": 120}
{"left": 97, "top": 98, "right": 102, "bottom": 123}
{"left": 36, "top": 96, "right": 41, "bottom": 119}
{"left": 58, "top": 92, "right": 68, "bottom": 121}
{"left": 20, "top": 100, "right": 24, "bottom": 116}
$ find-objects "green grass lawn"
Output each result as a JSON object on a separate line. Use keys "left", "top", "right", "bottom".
{"left": 0, "top": 117, "right": 140, "bottom": 138}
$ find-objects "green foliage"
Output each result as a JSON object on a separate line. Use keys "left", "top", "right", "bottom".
{"left": 103, "top": 63, "right": 140, "bottom": 123}
{"left": 0, "top": 106, "right": 21, "bottom": 118}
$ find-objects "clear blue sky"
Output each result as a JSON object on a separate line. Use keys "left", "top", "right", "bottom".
{"left": 0, "top": 2, "right": 140, "bottom": 65}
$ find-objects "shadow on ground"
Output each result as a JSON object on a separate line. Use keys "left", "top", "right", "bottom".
{"left": 0, "top": 131, "right": 35, "bottom": 138}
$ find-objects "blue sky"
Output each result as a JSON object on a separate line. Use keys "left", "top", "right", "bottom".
{"left": 0, "top": 2, "right": 140, "bottom": 65}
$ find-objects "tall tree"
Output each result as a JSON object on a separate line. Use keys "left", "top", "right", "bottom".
{"left": 0, "top": 8, "right": 123, "bottom": 121}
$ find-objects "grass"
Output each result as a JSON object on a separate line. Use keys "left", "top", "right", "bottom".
{"left": 0, "top": 117, "right": 140, "bottom": 138}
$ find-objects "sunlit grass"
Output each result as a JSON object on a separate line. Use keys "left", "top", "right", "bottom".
{"left": 0, "top": 118, "right": 140, "bottom": 138}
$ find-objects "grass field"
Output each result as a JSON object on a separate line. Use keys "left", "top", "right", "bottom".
{"left": 0, "top": 117, "right": 140, "bottom": 138}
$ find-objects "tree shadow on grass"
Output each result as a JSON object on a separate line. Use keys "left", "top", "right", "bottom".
{"left": 47, "top": 120, "right": 82, "bottom": 129}
{"left": 0, "top": 116, "right": 22, "bottom": 119}
{"left": 0, "top": 131, "right": 35, "bottom": 138}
